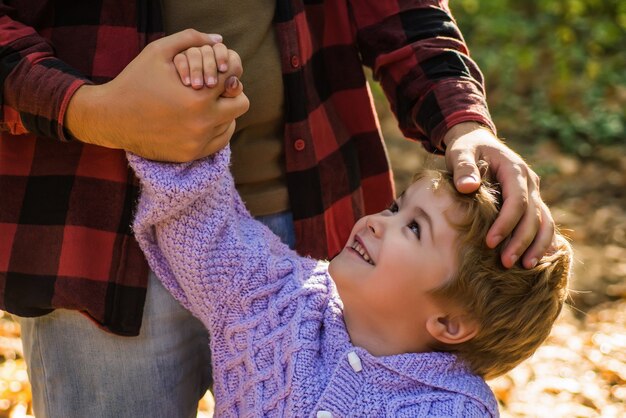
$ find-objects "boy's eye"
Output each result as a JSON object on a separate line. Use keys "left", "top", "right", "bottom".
{"left": 388, "top": 201, "right": 399, "bottom": 213}
{"left": 408, "top": 221, "right": 421, "bottom": 239}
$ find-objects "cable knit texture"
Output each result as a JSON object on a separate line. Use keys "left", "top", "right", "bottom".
{"left": 129, "top": 147, "right": 499, "bottom": 418}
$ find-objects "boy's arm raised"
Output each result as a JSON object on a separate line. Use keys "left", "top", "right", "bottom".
{"left": 128, "top": 148, "right": 294, "bottom": 329}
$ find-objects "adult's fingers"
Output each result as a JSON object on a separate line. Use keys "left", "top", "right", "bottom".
{"left": 151, "top": 29, "right": 222, "bottom": 59}
{"left": 446, "top": 145, "right": 481, "bottom": 194}
{"left": 520, "top": 200, "right": 555, "bottom": 269}
{"left": 216, "top": 91, "right": 250, "bottom": 120}
{"left": 486, "top": 161, "right": 529, "bottom": 250}
{"left": 499, "top": 183, "right": 556, "bottom": 269}
{"left": 498, "top": 186, "right": 539, "bottom": 268}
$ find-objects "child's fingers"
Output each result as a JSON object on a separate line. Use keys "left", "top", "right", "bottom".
{"left": 185, "top": 47, "right": 205, "bottom": 89}
{"left": 200, "top": 45, "right": 218, "bottom": 87}
{"left": 173, "top": 53, "right": 191, "bottom": 86}
{"left": 213, "top": 43, "right": 229, "bottom": 73}
{"left": 154, "top": 29, "right": 222, "bottom": 60}
{"left": 228, "top": 49, "right": 243, "bottom": 78}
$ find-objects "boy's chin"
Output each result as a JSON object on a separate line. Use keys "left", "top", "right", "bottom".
{"left": 327, "top": 255, "right": 338, "bottom": 277}
{"left": 327, "top": 249, "right": 353, "bottom": 286}
{"left": 327, "top": 252, "right": 345, "bottom": 283}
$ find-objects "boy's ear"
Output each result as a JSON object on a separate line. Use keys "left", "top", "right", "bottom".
{"left": 426, "top": 313, "right": 479, "bottom": 345}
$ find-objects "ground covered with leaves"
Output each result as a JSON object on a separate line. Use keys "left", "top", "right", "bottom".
{"left": 1, "top": 139, "right": 624, "bottom": 417}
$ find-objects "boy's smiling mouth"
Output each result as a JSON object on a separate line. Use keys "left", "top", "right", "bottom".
{"left": 351, "top": 235, "right": 375, "bottom": 265}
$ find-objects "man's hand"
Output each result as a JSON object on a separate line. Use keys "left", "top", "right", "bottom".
{"left": 444, "top": 122, "right": 555, "bottom": 269}
{"left": 65, "top": 29, "right": 249, "bottom": 162}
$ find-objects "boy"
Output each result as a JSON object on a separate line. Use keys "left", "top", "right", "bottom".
{"left": 128, "top": 46, "right": 571, "bottom": 417}
{"left": 129, "top": 149, "right": 570, "bottom": 418}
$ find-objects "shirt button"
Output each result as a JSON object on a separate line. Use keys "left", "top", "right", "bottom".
{"left": 317, "top": 411, "right": 333, "bottom": 418}
{"left": 348, "top": 351, "right": 363, "bottom": 372}
{"left": 294, "top": 138, "right": 306, "bottom": 151}
{"left": 290, "top": 54, "right": 300, "bottom": 68}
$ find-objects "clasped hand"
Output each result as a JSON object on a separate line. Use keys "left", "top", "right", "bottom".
{"left": 65, "top": 29, "right": 249, "bottom": 162}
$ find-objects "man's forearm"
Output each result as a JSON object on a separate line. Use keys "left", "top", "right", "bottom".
{"left": 64, "top": 84, "right": 122, "bottom": 149}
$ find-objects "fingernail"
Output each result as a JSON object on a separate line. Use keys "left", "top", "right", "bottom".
{"left": 193, "top": 78, "right": 203, "bottom": 87}
{"left": 206, "top": 76, "right": 217, "bottom": 86}
{"left": 219, "top": 63, "right": 228, "bottom": 72}
{"left": 529, "top": 258, "right": 538, "bottom": 268}
{"left": 228, "top": 77, "right": 239, "bottom": 89}
{"left": 183, "top": 77, "right": 191, "bottom": 86}
{"left": 460, "top": 175, "right": 477, "bottom": 184}
{"left": 510, "top": 254, "right": 518, "bottom": 265}
{"left": 208, "top": 34, "right": 223, "bottom": 43}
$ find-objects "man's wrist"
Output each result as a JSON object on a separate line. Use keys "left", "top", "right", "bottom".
{"left": 64, "top": 84, "right": 117, "bottom": 148}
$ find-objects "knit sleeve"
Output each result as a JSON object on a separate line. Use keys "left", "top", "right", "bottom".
{"left": 128, "top": 147, "right": 296, "bottom": 329}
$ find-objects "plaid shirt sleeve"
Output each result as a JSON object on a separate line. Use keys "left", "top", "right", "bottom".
{"left": 0, "top": 12, "right": 90, "bottom": 141}
{"left": 0, "top": 2, "right": 156, "bottom": 336}
{"left": 350, "top": 0, "right": 497, "bottom": 152}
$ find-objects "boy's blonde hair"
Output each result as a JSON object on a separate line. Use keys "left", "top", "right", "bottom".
{"left": 414, "top": 168, "right": 572, "bottom": 380}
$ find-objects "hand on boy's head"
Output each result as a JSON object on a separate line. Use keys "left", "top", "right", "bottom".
{"left": 443, "top": 122, "right": 556, "bottom": 270}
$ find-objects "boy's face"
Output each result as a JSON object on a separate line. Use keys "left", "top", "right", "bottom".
{"left": 329, "top": 177, "right": 462, "bottom": 340}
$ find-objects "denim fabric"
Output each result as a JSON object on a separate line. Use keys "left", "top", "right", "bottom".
{"left": 256, "top": 211, "right": 296, "bottom": 249}
{"left": 18, "top": 274, "right": 211, "bottom": 418}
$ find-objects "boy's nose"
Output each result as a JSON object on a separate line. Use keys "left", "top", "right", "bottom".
{"left": 366, "top": 216, "right": 383, "bottom": 237}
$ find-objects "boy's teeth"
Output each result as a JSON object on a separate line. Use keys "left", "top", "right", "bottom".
{"left": 351, "top": 241, "right": 373, "bottom": 265}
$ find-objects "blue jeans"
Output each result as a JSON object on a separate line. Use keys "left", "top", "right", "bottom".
{"left": 255, "top": 211, "right": 296, "bottom": 249}
{"left": 17, "top": 211, "right": 295, "bottom": 418}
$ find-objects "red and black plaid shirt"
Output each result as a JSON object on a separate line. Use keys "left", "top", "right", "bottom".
{"left": 0, "top": 0, "right": 495, "bottom": 335}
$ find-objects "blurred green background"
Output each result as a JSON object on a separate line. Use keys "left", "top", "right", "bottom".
{"left": 452, "top": 0, "right": 625, "bottom": 155}
{"left": 371, "top": 0, "right": 625, "bottom": 156}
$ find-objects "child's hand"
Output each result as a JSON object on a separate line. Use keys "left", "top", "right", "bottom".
{"left": 174, "top": 43, "right": 231, "bottom": 90}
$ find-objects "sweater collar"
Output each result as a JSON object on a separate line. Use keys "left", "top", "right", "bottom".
{"left": 372, "top": 351, "right": 498, "bottom": 415}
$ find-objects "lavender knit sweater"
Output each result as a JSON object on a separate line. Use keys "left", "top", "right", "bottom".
{"left": 129, "top": 148, "right": 498, "bottom": 418}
